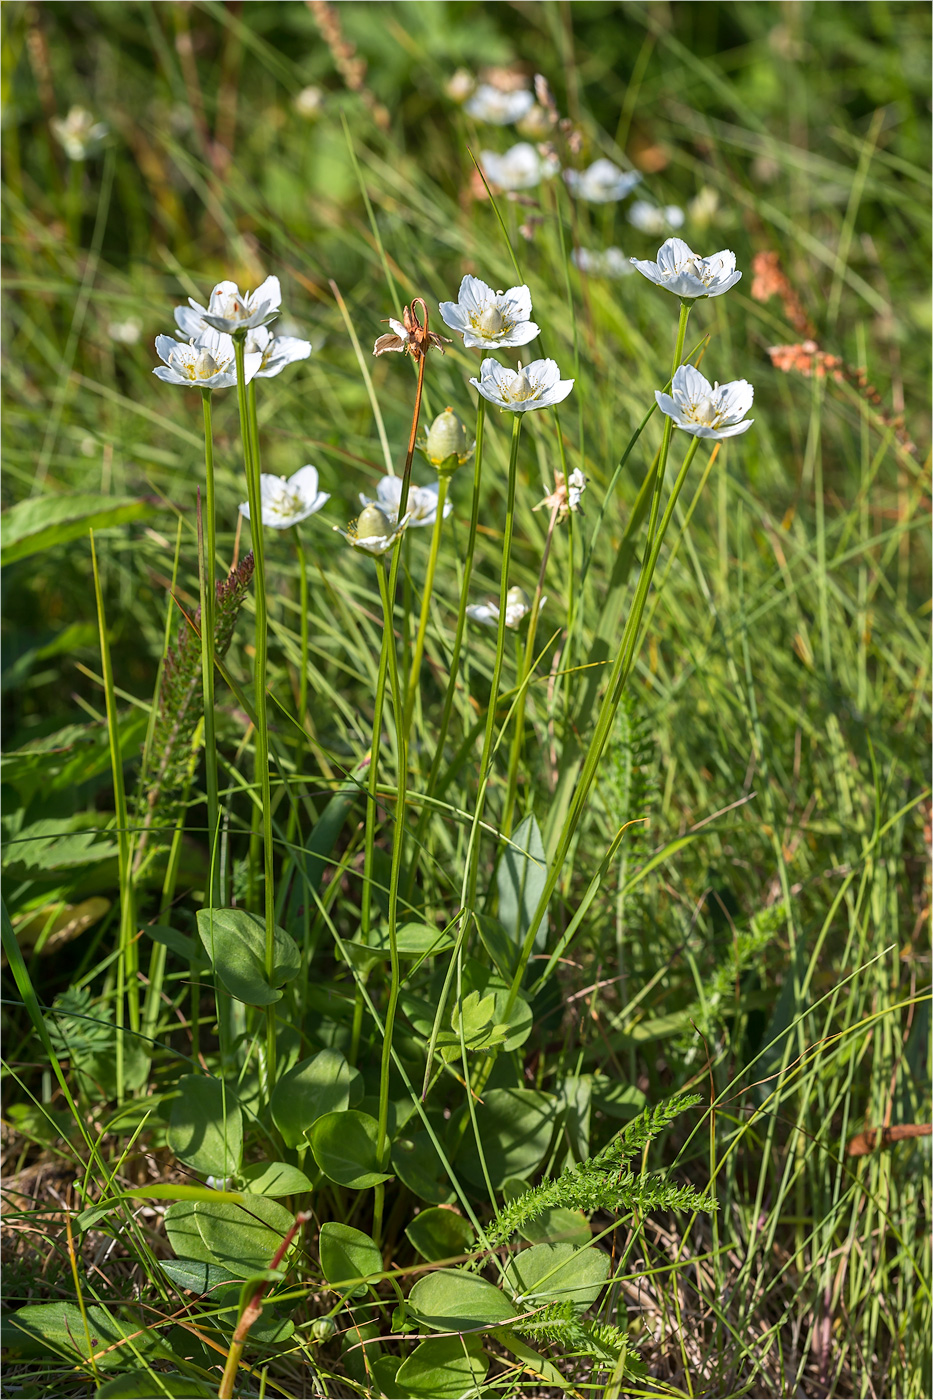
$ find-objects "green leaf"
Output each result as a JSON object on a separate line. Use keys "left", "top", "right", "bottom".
{"left": 196, "top": 907, "right": 300, "bottom": 1006}
{"left": 502, "top": 1242, "right": 610, "bottom": 1312}
{"left": 193, "top": 1196, "right": 296, "bottom": 1277}
{"left": 474, "top": 913, "right": 520, "bottom": 980}
{"left": 497, "top": 813, "right": 548, "bottom": 951}
{"left": 240, "top": 1160, "right": 313, "bottom": 1197}
{"left": 160, "top": 1258, "right": 239, "bottom": 1296}
{"left": 343, "top": 921, "right": 456, "bottom": 971}
{"left": 96, "top": 1371, "right": 214, "bottom": 1398}
{"left": 319, "top": 1222, "right": 383, "bottom": 1296}
{"left": 391, "top": 1128, "right": 454, "bottom": 1204}
{"left": 163, "top": 1201, "right": 217, "bottom": 1268}
{"left": 167, "top": 1075, "right": 242, "bottom": 1178}
{"left": 591, "top": 1079, "right": 647, "bottom": 1119}
{"left": 395, "top": 1334, "right": 488, "bottom": 1398}
{"left": 405, "top": 1208, "right": 475, "bottom": 1263}
{"left": 455, "top": 1089, "right": 556, "bottom": 1189}
{"left": 0, "top": 493, "right": 156, "bottom": 567}
{"left": 519, "top": 1207, "right": 591, "bottom": 1247}
{"left": 270, "top": 1048, "right": 351, "bottom": 1148}
{"left": 407, "top": 1269, "right": 515, "bottom": 1333}
{"left": 1, "top": 1303, "right": 162, "bottom": 1371}
{"left": 308, "top": 1110, "right": 391, "bottom": 1190}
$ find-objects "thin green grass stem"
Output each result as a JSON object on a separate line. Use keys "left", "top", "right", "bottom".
{"left": 234, "top": 339, "right": 276, "bottom": 1094}
{"left": 422, "top": 411, "right": 522, "bottom": 1095}
{"left": 90, "top": 530, "right": 137, "bottom": 1102}
{"left": 196, "top": 390, "right": 219, "bottom": 900}
{"left": 402, "top": 473, "right": 449, "bottom": 734}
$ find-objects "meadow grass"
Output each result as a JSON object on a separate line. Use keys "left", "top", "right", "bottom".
{"left": 1, "top": 3, "right": 930, "bottom": 1398}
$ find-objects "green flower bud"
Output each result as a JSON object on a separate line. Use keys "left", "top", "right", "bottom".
{"left": 355, "top": 504, "right": 392, "bottom": 540}
{"left": 312, "top": 1316, "right": 336, "bottom": 1342}
{"left": 425, "top": 407, "right": 471, "bottom": 469}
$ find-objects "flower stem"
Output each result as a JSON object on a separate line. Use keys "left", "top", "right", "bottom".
{"left": 233, "top": 338, "right": 276, "bottom": 1094}
{"left": 198, "top": 389, "right": 220, "bottom": 903}
{"left": 404, "top": 399, "right": 485, "bottom": 901}
{"left": 402, "top": 473, "right": 449, "bottom": 733}
{"left": 501, "top": 497, "right": 560, "bottom": 836}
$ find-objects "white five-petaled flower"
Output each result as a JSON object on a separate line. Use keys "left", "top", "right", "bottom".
{"left": 479, "top": 143, "right": 560, "bottom": 191}
{"left": 467, "top": 586, "right": 542, "bottom": 630}
{"left": 359, "top": 477, "right": 452, "bottom": 528}
{"left": 470, "top": 358, "right": 574, "bottom": 413}
{"left": 243, "top": 324, "right": 313, "bottom": 378}
{"left": 51, "top": 106, "right": 108, "bottom": 161}
{"left": 239, "top": 466, "right": 330, "bottom": 529}
{"left": 334, "top": 503, "right": 411, "bottom": 556}
{"left": 631, "top": 237, "right": 741, "bottom": 300}
{"left": 627, "top": 201, "right": 685, "bottom": 235}
{"left": 183, "top": 276, "right": 282, "bottom": 335}
{"left": 571, "top": 247, "right": 633, "bottom": 279}
{"left": 655, "top": 364, "right": 754, "bottom": 440}
{"left": 563, "top": 159, "right": 641, "bottom": 203}
{"left": 465, "top": 84, "right": 534, "bottom": 125}
{"left": 439, "top": 275, "right": 539, "bottom": 350}
{"left": 152, "top": 329, "right": 260, "bottom": 389}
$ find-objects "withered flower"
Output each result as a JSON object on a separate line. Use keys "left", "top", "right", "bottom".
{"left": 373, "top": 299, "right": 450, "bottom": 359}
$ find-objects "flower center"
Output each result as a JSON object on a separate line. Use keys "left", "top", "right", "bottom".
{"left": 193, "top": 348, "right": 220, "bottom": 380}
{"left": 477, "top": 304, "right": 505, "bottom": 336}
{"left": 684, "top": 394, "right": 724, "bottom": 426}
{"left": 269, "top": 483, "right": 304, "bottom": 519}
{"left": 355, "top": 504, "right": 392, "bottom": 540}
{"left": 509, "top": 364, "right": 538, "bottom": 401}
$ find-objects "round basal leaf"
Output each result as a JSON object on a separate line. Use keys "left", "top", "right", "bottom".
{"left": 195, "top": 906, "right": 300, "bottom": 1006}
{"left": 193, "top": 1195, "right": 296, "bottom": 1277}
{"left": 502, "top": 1242, "right": 610, "bottom": 1313}
{"left": 405, "top": 1207, "right": 475, "bottom": 1263}
{"left": 455, "top": 1088, "right": 556, "bottom": 1189}
{"left": 395, "top": 1334, "right": 488, "bottom": 1398}
{"left": 407, "top": 1269, "right": 515, "bottom": 1333}
{"left": 392, "top": 1129, "right": 454, "bottom": 1205}
{"left": 96, "top": 1371, "right": 214, "bottom": 1398}
{"left": 240, "top": 1160, "right": 314, "bottom": 1197}
{"left": 518, "top": 1207, "right": 591, "bottom": 1247}
{"left": 167, "top": 1075, "right": 242, "bottom": 1178}
{"left": 591, "top": 1079, "right": 647, "bottom": 1120}
{"left": 271, "top": 1048, "right": 351, "bottom": 1148}
{"left": 160, "top": 1258, "right": 239, "bottom": 1296}
{"left": 163, "top": 1202, "right": 218, "bottom": 1268}
{"left": 319, "top": 1221, "right": 383, "bottom": 1296}
{"left": 308, "top": 1110, "right": 391, "bottom": 1190}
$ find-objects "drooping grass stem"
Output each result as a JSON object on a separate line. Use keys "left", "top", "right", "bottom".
{"left": 233, "top": 337, "right": 277, "bottom": 1094}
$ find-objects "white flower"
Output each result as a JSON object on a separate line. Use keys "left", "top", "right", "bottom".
{"left": 467, "top": 586, "right": 542, "bottom": 630}
{"left": 334, "top": 503, "right": 411, "bottom": 555}
{"left": 294, "top": 85, "right": 324, "bottom": 119}
{"left": 470, "top": 358, "right": 574, "bottom": 413}
{"left": 627, "top": 201, "right": 686, "bottom": 235}
{"left": 564, "top": 159, "right": 641, "bottom": 203}
{"left": 567, "top": 468, "right": 587, "bottom": 511}
{"left": 152, "top": 329, "right": 260, "bottom": 389}
{"left": 465, "top": 84, "right": 534, "bottom": 125}
{"left": 51, "top": 106, "right": 108, "bottom": 161}
{"left": 243, "top": 324, "right": 312, "bottom": 378}
{"left": 571, "top": 247, "right": 633, "bottom": 279}
{"left": 185, "top": 276, "right": 282, "bottom": 335}
{"left": 631, "top": 237, "right": 741, "bottom": 299}
{"left": 655, "top": 364, "right": 754, "bottom": 440}
{"left": 446, "top": 69, "right": 476, "bottom": 103}
{"left": 239, "top": 466, "right": 330, "bottom": 529}
{"left": 479, "top": 143, "right": 560, "bottom": 191}
{"left": 107, "top": 317, "right": 142, "bottom": 345}
{"left": 439, "top": 275, "right": 539, "bottom": 350}
{"left": 359, "top": 477, "right": 452, "bottom": 528}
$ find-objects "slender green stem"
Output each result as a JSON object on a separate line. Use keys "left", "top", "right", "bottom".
{"left": 422, "top": 410, "right": 523, "bottom": 1095}
{"left": 405, "top": 400, "right": 485, "bottom": 900}
{"left": 402, "top": 473, "right": 449, "bottom": 733}
{"left": 234, "top": 339, "right": 276, "bottom": 1093}
{"left": 501, "top": 499, "right": 560, "bottom": 836}
{"left": 296, "top": 529, "right": 309, "bottom": 732}
{"left": 198, "top": 388, "right": 219, "bottom": 901}
{"left": 644, "top": 300, "right": 692, "bottom": 560}
{"left": 374, "top": 561, "right": 406, "bottom": 1239}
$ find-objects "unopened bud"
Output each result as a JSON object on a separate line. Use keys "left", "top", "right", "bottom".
{"left": 355, "top": 504, "right": 392, "bottom": 540}
{"left": 312, "top": 1316, "right": 336, "bottom": 1342}
{"left": 506, "top": 585, "right": 530, "bottom": 610}
{"left": 425, "top": 408, "right": 470, "bottom": 467}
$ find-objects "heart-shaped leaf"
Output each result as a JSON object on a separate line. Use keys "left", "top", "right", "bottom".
{"left": 407, "top": 1269, "right": 515, "bottom": 1332}
{"left": 319, "top": 1222, "right": 383, "bottom": 1297}
{"left": 271, "top": 1048, "right": 351, "bottom": 1148}
{"left": 405, "top": 1208, "right": 475, "bottom": 1263}
{"left": 308, "top": 1110, "right": 391, "bottom": 1190}
{"left": 502, "top": 1242, "right": 610, "bottom": 1312}
{"left": 196, "top": 907, "right": 299, "bottom": 1006}
{"left": 167, "top": 1075, "right": 242, "bottom": 1178}
{"left": 455, "top": 1089, "right": 556, "bottom": 1189}
{"left": 193, "top": 1196, "right": 295, "bottom": 1277}
{"left": 395, "top": 1334, "right": 487, "bottom": 1398}
{"left": 240, "top": 1160, "right": 313, "bottom": 1197}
